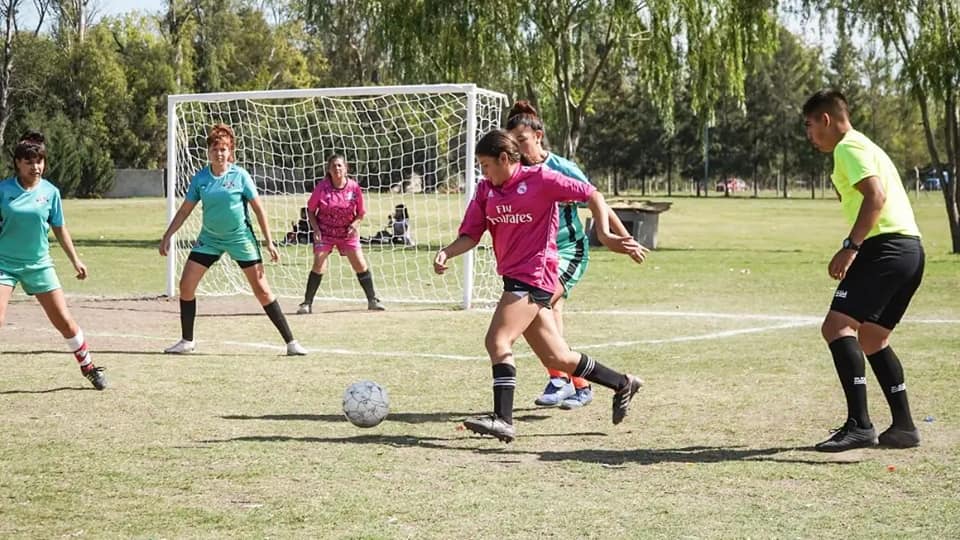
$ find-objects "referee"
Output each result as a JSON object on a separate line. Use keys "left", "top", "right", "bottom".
{"left": 802, "top": 90, "right": 924, "bottom": 452}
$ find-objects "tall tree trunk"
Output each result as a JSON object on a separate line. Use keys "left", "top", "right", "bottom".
{"left": 0, "top": 1, "right": 15, "bottom": 152}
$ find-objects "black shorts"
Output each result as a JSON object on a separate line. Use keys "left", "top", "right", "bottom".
{"left": 503, "top": 277, "right": 553, "bottom": 309}
{"left": 187, "top": 251, "right": 262, "bottom": 269}
{"left": 830, "top": 234, "right": 924, "bottom": 329}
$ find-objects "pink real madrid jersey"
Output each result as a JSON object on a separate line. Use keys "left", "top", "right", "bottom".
{"left": 307, "top": 178, "right": 366, "bottom": 241}
{"left": 458, "top": 165, "right": 596, "bottom": 294}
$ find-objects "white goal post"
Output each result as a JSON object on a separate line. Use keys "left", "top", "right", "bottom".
{"left": 165, "top": 84, "right": 507, "bottom": 308}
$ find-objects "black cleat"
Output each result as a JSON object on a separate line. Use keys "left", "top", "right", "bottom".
{"left": 814, "top": 419, "right": 878, "bottom": 452}
{"left": 878, "top": 426, "right": 920, "bottom": 449}
{"left": 612, "top": 374, "right": 643, "bottom": 425}
{"left": 82, "top": 366, "right": 108, "bottom": 391}
{"left": 462, "top": 414, "right": 516, "bottom": 443}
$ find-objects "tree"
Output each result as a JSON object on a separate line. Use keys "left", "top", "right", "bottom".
{"left": 805, "top": 0, "right": 960, "bottom": 252}
{"left": 0, "top": 0, "right": 50, "bottom": 151}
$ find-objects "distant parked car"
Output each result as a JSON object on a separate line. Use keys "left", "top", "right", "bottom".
{"left": 715, "top": 177, "right": 748, "bottom": 192}
{"left": 922, "top": 176, "right": 941, "bottom": 191}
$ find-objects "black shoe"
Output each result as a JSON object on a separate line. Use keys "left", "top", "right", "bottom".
{"left": 814, "top": 419, "right": 878, "bottom": 452}
{"left": 462, "top": 414, "right": 516, "bottom": 443}
{"left": 82, "top": 366, "right": 108, "bottom": 391}
{"left": 612, "top": 374, "right": 643, "bottom": 425}
{"left": 878, "top": 425, "right": 920, "bottom": 448}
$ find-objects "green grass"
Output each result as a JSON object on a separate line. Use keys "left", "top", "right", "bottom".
{"left": 1, "top": 195, "right": 958, "bottom": 538}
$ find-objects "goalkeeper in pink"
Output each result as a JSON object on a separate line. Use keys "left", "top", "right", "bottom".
{"left": 297, "top": 153, "right": 385, "bottom": 313}
{"left": 434, "top": 129, "right": 644, "bottom": 443}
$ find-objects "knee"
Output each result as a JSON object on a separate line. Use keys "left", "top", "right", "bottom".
{"left": 858, "top": 329, "right": 890, "bottom": 355}
{"left": 821, "top": 316, "right": 855, "bottom": 343}
{"left": 484, "top": 333, "right": 512, "bottom": 361}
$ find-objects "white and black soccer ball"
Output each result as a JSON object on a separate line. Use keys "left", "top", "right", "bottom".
{"left": 342, "top": 380, "right": 390, "bottom": 428}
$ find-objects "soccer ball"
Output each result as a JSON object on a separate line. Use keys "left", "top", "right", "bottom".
{"left": 342, "top": 380, "right": 390, "bottom": 428}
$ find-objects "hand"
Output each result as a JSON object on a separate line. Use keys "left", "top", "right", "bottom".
{"left": 267, "top": 243, "right": 280, "bottom": 263}
{"left": 599, "top": 231, "right": 641, "bottom": 254}
{"left": 159, "top": 235, "right": 172, "bottom": 256}
{"left": 313, "top": 231, "right": 323, "bottom": 245}
{"left": 73, "top": 260, "right": 88, "bottom": 280}
{"left": 626, "top": 243, "right": 650, "bottom": 264}
{"left": 828, "top": 249, "right": 857, "bottom": 280}
{"left": 347, "top": 223, "right": 359, "bottom": 237}
{"left": 433, "top": 250, "right": 449, "bottom": 274}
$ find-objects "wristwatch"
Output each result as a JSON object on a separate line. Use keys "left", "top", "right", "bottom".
{"left": 841, "top": 237, "right": 861, "bottom": 251}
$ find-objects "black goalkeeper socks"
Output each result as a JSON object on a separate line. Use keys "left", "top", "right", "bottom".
{"left": 303, "top": 271, "right": 324, "bottom": 305}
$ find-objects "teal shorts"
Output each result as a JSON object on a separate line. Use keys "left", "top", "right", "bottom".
{"left": 557, "top": 244, "right": 589, "bottom": 298}
{"left": 191, "top": 229, "right": 262, "bottom": 263}
{"left": 0, "top": 262, "right": 61, "bottom": 295}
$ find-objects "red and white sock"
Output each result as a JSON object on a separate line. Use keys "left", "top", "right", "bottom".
{"left": 66, "top": 330, "right": 93, "bottom": 371}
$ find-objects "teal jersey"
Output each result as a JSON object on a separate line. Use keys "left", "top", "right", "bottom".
{"left": 0, "top": 177, "right": 64, "bottom": 267}
{"left": 185, "top": 164, "right": 259, "bottom": 240}
{"left": 543, "top": 153, "right": 592, "bottom": 253}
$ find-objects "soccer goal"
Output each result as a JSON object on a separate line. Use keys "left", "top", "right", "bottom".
{"left": 166, "top": 84, "right": 507, "bottom": 308}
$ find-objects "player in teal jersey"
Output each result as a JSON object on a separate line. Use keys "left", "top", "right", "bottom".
{"left": 159, "top": 124, "right": 307, "bottom": 356}
{"left": 0, "top": 130, "right": 106, "bottom": 389}
{"left": 803, "top": 90, "right": 924, "bottom": 451}
{"left": 506, "top": 101, "right": 647, "bottom": 410}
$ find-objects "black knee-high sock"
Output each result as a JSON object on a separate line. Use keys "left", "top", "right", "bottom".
{"left": 572, "top": 353, "right": 628, "bottom": 391}
{"left": 303, "top": 271, "right": 323, "bottom": 305}
{"left": 263, "top": 300, "right": 294, "bottom": 344}
{"left": 492, "top": 363, "right": 516, "bottom": 424}
{"left": 180, "top": 298, "right": 196, "bottom": 341}
{"left": 868, "top": 346, "right": 915, "bottom": 430}
{"left": 356, "top": 270, "right": 377, "bottom": 300}
{"left": 828, "top": 336, "right": 871, "bottom": 428}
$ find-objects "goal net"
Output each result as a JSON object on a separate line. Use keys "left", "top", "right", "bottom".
{"left": 166, "top": 84, "right": 507, "bottom": 308}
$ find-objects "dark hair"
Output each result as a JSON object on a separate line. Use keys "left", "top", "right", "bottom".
{"left": 207, "top": 123, "right": 235, "bottom": 149}
{"left": 506, "top": 100, "right": 544, "bottom": 132}
{"left": 393, "top": 204, "right": 409, "bottom": 220}
{"left": 13, "top": 129, "right": 47, "bottom": 161}
{"left": 326, "top": 153, "right": 346, "bottom": 167}
{"left": 802, "top": 90, "right": 849, "bottom": 119}
{"left": 475, "top": 129, "right": 522, "bottom": 163}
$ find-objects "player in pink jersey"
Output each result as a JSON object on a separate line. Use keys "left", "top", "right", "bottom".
{"left": 297, "top": 154, "right": 385, "bottom": 313}
{"left": 434, "top": 129, "right": 644, "bottom": 443}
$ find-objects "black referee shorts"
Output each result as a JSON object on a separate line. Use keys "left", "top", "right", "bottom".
{"left": 830, "top": 233, "right": 924, "bottom": 329}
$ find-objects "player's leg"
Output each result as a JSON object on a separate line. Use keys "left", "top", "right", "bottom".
{"left": 862, "top": 238, "right": 925, "bottom": 448}
{"left": 299, "top": 246, "right": 332, "bottom": 314}
{"left": 0, "top": 282, "right": 13, "bottom": 327}
{"left": 523, "top": 306, "right": 642, "bottom": 426}
{"left": 165, "top": 253, "right": 214, "bottom": 353}
{"left": 344, "top": 242, "right": 384, "bottom": 311}
{"left": 33, "top": 282, "right": 107, "bottom": 390}
{"left": 462, "top": 289, "right": 540, "bottom": 443}
{"left": 240, "top": 261, "right": 306, "bottom": 355}
{"left": 534, "top": 289, "right": 575, "bottom": 407}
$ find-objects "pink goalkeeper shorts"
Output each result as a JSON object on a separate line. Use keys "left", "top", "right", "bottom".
{"left": 314, "top": 236, "right": 360, "bottom": 255}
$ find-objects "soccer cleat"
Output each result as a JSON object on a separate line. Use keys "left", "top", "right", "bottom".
{"left": 163, "top": 339, "right": 196, "bottom": 354}
{"left": 286, "top": 340, "right": 308, "bottom": 356}
{"left": 878, "top": 425, "right": 920, "bottom": 449}
{"left": 367, "top": 298, "right": 386, "bottom": 311}
{"left": 814, "top": 419, "right": 879, "bottom": 452}
{"left": 296, "top": 303, "right": 312, "bottom": 315}
{"left": 534, "top": 377, "right": 575, "bottom": 407}
{"left": 559, "top": 386, "right": 594, "bottom": 410}
{"left": 611, "top": 374, "right": 643, "bottom": 425}
{"left": 462, "top": 414, "right": 516, "bottom": 443}
{"left": 82, "top": 365, "right": 107, "bottom": 390}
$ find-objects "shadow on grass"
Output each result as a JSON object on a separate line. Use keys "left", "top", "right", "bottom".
{"left": 655, "top": 247, "right": 804, "bottom": 254}
{"left": 0, "top": 349, "right": 231, "bottom": 357}
{"left": 203, "top": 429, "right": 853, "bottom": 466}
{"left": 0, "top": 386, "right": 92, "bottom": 394}
{"left": 222, "top": 407, "right": 549, "bottom": 425}
{"left": 67, "top": 238, "right": 159, "bottom": 249}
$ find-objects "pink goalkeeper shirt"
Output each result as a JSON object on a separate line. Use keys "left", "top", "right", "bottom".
{"left": 307, "top": 177, "right": 366, "bottom": 241}
{"left": 458, "top": 164, "right": 596, "bottom": 294}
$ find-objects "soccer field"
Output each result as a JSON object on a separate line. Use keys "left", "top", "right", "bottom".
{"left": 2, "top": 195, "right": 958, "bottom": 538}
